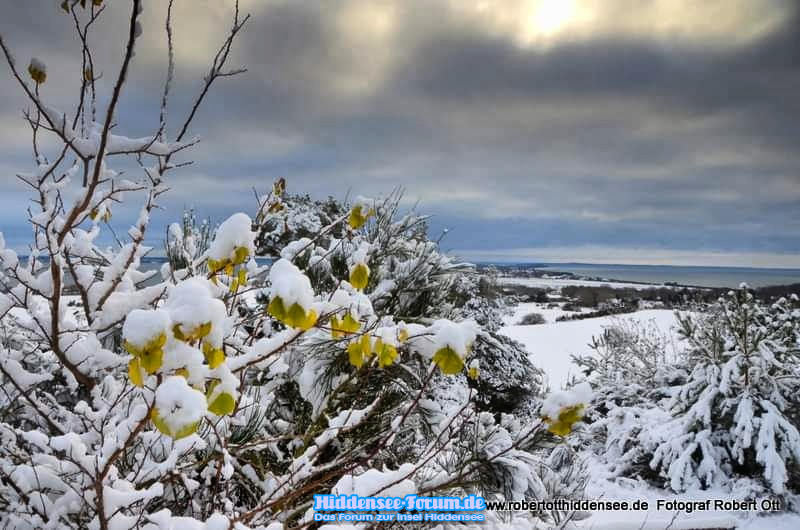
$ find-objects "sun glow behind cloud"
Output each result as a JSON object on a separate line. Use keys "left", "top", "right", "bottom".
{"left": 470, "top": 0, "right": 586, "bottom": 47}
{"left": 462, "top": 0, "right": 793, "bottom": 49}
{"left": 333, "top": 0, "right": 399, "bottom": 95}
{"left": 529, "top": 0, "right": 576, "bottom": 37}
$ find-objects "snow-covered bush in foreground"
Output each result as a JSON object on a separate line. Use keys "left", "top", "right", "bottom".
{"left": 254, "top": 190, "right": 544, "bottom": 417}
{"left": 583, "top": 288, "right": 800, "bottom": 502}
{"left": 0, "top": 4, "right": 578, "bottom": 529}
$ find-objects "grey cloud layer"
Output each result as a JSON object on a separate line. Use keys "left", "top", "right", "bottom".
{"left": 0, "top": 1, "right": 798, "bottom": 263}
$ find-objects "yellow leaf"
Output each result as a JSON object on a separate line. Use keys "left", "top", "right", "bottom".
{"left": 543, "top": 404, "right": 585, "bottom": 437}
{"left": 174, "top": 322, "right": 212, "bottom": 343}
{"left": 193, "top": 322, "right": 212, "bottom": 340}
{"left": 287, "top": 303, "right": 318, "bottom": 330}
{"left": 342, "top": 313, "right": 360, "bottom": 333}
{"left": 348, "top": 205, "right": 366, "bottom": 229}
{"left": 468, "top": 366, "right": 480, "bottom": 380}
{"left": 432, "top": 346, "right": 464, "bottom": 375}
{"left": 331, "top": 313, "right": 361, "bottom": 338}
{"left": 128, "top": 358, "right": 144, "bottom": 387}
{"left": 330, "top": 316, "right": 342, "bottom": 338}
{"left": 172, "top": 323, "right": 187, "bottom": 342}
{"left": 360, "top": 333, "right": 372, "bottom": 355}
{"left": 229, "top": 278, "right": 239, "bottom": 293}
{"left": 27, "top": 63, "right": 46, "bottom": 85}
{"left": 347, "top": 341, "right": 366, "bottom": 368}
{"left": 151, "top": 408, "right": 199, "bottom": 440}
{"left": 208, "top": 257, "right": 234, "bottom": 275}
{"left": 125, "top": 330, "right": 166, "bottom": 354}
{"left": 347, "top": 334, "right": 374, "bottom": 368}
{"left": 398, "top": 327, "right": 409, "bottom": 342}
{"left": 208, "top": 391, "right": 236, "bottom": 416}
{"left": 286, "top": 302, "right": 307, "bottom": 327}
{"left": 237, "top": 268, "right": 247, "bottom": 285}
{"left": 268, "top": 296, "right": 287, "bottom": 320}
{"left": 123, "top": 340, "right": 143, "bottom": 357}
{"left": 300, "top": 309, "right": 318, "bottom": 330}
{"left": 348, "top": 205, "right": 374, "bottom": 230}
{"left": 174, "top": 422, "right": 200, "bottom": 439}
{"left": 151, "top": 332, "right": 168, "bottom": 350}
{"left": 208, "top": 258, "right": 223, "bottom": 274}
{"left": 233, "top": 246, "right": 250, "bottom": 265}
{"left": 139, "top": 347, "right": 163, "bottom": 374}
{"left": 269, "top": 296, "right": 317, "bottom": 330}
{"left": 202, "top": 342, "right": 226, "bottom": 369}
{"left": 349, "top": 263, "right": 369, "bottom": 291}
{"left": 376, "top": 341, "right": 398, "bottom": 368}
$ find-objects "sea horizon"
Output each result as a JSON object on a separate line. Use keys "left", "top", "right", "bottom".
{"left": 12, "top": 256, "right": 800, "bottom": 289}
{"left": 482, "top": 261, "right": 800, "bottom": 289}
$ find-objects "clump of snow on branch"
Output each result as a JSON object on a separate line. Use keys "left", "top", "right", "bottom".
{"left": 541, "top": 382, "right": 592, "bottom": 420}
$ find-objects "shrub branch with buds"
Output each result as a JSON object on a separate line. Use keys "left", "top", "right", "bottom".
{"left": 0, "top": 3, "right": 584, "bottom": 529}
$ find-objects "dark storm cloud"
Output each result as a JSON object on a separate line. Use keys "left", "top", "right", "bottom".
{"left": 0, "top": 0, "right": 798, "bottom": 265}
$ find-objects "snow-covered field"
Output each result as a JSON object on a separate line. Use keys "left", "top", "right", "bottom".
{"left": 496, "top": 275, "right": 677, "bottom": 291}
{"left": 500, "top": 307, "right": 682, "bottom": 390}
{"left": 581, "top": 471, "right": 800, "bottom": 530}
{"left": 502, "top": 301, "right": 589, "bottom": 325}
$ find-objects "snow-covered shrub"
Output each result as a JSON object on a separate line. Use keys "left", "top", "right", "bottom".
{"left": 578, "top": 319, "right": 682, "bottom": 409}
{"left": 649, "top": 288, "right": 800, "bottom": 496}
{"left": 254, "top": 190, "right": 543, "bottom": 416}
{"left": 584, "top": 289, "right": 800, "bottom": 498}
{"left": 254, "top": 192, "right": 345, "bottom": 258}
{"left": 518, "top": 312, "right": 546, "bottom": 325}
{"left": 164, "top": 209, "right": 212, "bottom": 275}
{"left": 0, "top": 4, "right": 571, "bottom": 528}
{"left": 573, "top": 320, "right": 681, "bottom": 478}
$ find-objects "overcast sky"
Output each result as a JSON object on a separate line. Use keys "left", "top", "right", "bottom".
{"left": 1, "top": 0, "right": 799, "bottom": 267}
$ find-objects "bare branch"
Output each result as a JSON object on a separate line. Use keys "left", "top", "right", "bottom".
{"left": 159, "top": 0, "right": 176, "bottom": 143}
{"left": 172, "top": 0, "right": 250, "bottom": 147}
{"left": 58, "top": 0, "right": 143, "bottom": 246}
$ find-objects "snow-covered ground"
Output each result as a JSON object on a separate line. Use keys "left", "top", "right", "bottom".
{"left": 500, "top": 307, "right": 682, "bottom": 390}
{"left": 496, "top": 276, "right": 677, "bottom": 291}
{"left": 580, "top": 468, "right": 800, "bottom": 530}
{"left": 502, "top": 301, "right": 589, "bottom": 325}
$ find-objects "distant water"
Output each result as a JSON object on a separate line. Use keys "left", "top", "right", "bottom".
{"left": 137, "top": 257, "right": 273, "bottom": 270}
{"left": 136, "top": 258, "right": 797, "bottom": 287}
{"left": 509, "top": 263, "right": 800, "bottom": 289}
{"left": 15, "top": 257, "right": 800, "bottom": 289}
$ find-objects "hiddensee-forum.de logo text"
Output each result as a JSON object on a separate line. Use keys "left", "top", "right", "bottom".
{"left": 312, "top": 494, "right": 486, "bottom": 523}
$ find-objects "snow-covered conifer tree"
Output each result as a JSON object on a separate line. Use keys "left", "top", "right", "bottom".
{"left": 585, "top": 288, "right": 800, "bottom": 498}
{"left": 648, "top": 287, "right": 800, "bottom": 496}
